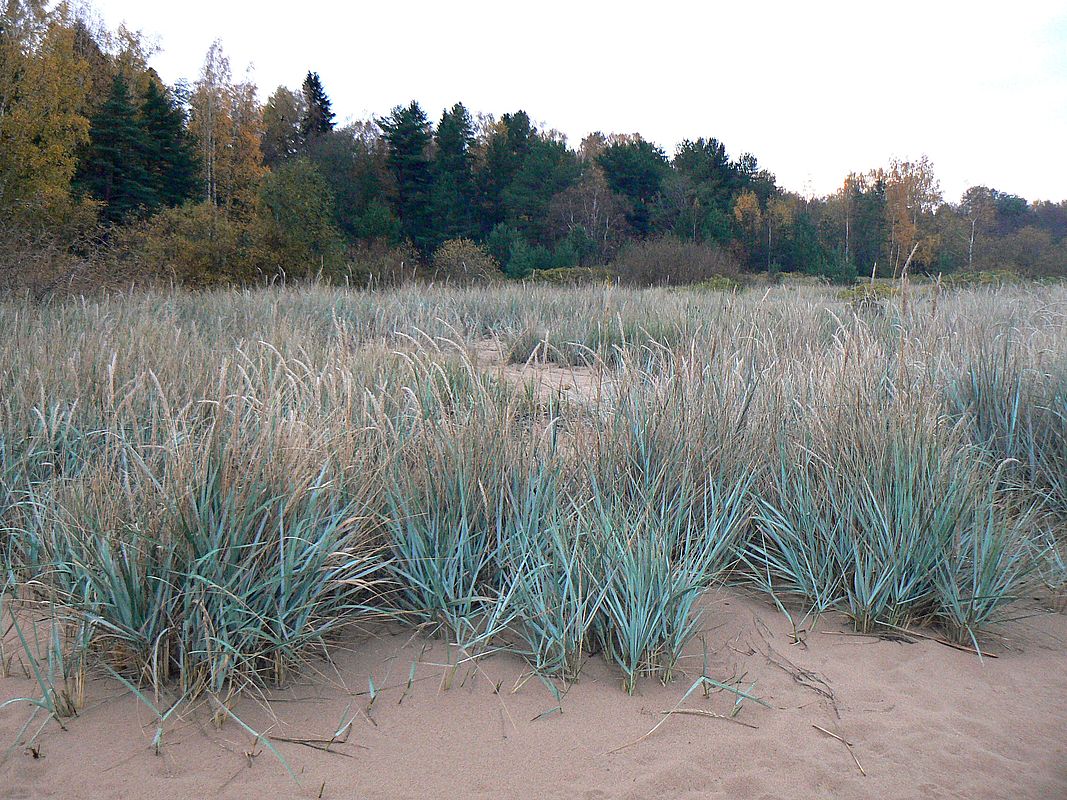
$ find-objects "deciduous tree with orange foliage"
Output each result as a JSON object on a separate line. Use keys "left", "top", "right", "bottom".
{"left": 0, "top": 1, "right": 90, "bottom": 218}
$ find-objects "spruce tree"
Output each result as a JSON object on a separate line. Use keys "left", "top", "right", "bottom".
{"left": 140, "top": 79, "right": 199, "bottom": 208}
{"left": 74, "top": 74, "right": 155, "bottom": 223}
{"left": 477, "top": 111, "right": 534, "bottom": 232}
{"left": 378, "top": 102, "right": 435, "bottom": 253}
{"left": 300, "top": 71, "right": 335, "bottom": 138}
{"left": 431, "top": 103, "right": 478, "bottom": 244}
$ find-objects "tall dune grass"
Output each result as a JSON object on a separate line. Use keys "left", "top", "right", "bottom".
{"left": 0, "top": 281, "right": 1064, "bottom": 727}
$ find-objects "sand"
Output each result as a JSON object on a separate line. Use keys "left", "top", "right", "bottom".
{"left": 2, "top": 589, "right": 1065, "bottom": 800}
{"left": 469, "top": 338, "right": 613, "bottom": 405}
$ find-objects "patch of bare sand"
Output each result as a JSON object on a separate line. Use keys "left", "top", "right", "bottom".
{"left": 2, "top": 590, "right": 1065, "bottom": 800}
{"left": 469, "top": 338, "right": 611, "bottom": 405}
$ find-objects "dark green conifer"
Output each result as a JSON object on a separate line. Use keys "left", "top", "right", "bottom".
{"left": 300, "top": 71, "right": 336, "bottom": 138}
{"left": 378, "top": 101, "right": 435, "bottom": 253}
{"left": 140, "top": 78, "right": 199, "bottom": 208}
{"left": 431, "top": 103, "right": 478, "bottom": 244}
{"left": 75, "top": 74, "right": 155, "bottom": 222}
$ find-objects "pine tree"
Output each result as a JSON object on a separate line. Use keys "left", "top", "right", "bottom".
{"left": 300, "top": 71, "right": 335, "bottom": 139}
{"left": 598, "top": 139, "right": 669, "bottom": 236}
{"left": 503, "top": 136, "right": 579, "bottom": 242}
{"left": 140, "top": 78, "right": 199, "bottom": 209}
{"left": 74, "top": 73, "right": 154, "bottom": 222}
{"left": 378, "top": 101, "right": 434, "bottom": 253}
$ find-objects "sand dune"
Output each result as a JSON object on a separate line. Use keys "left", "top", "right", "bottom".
{"left": 3, "top": 590, "right": 1065, "bottom": 800}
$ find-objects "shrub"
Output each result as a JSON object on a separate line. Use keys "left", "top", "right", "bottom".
{"left": 611, "top": 235, "right": 740, "bottom": 286}
{"left": 837, "top": 281, "right": 899, "bottom": 307}
{"left": 128, "top": 201, "right": 262, "bottom": 286}
{"left": 485, "top": 223, "right": 524, "bottom": 270}
{"left": 0, "top": 198, "right": 112, "bottom": 297}
{"left": 351, "top": 200, "right": 404, "bottom": 243}
{"left": 940, "top": 269, "right": 1021, "bottom": 289}
{"left": 345, "top": 240, "right": 421, "bottom": 287}
{"left": 551, "top": 226, "right": 599, "bottom": 268}
{"left": 123, "top": 160, "right": 349, "bottom": 288}
{"left": 505, "top": 240, "right": 553, "bottom": 278}
{"left": 431, "top": 239, "right": 502, "bottom": 284}
{"left": 686, "top": 276, "right": 744, "bottom": 292}
{"left": 526, "top": 266, "right": 615, "bottom": 287}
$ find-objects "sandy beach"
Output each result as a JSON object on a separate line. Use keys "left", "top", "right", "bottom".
{"left": 4, "top": 590, "right": 1064, "bottom": 800}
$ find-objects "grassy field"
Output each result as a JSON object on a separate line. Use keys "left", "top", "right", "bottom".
{"left": 1, "top": 281, "right": 1065, "bottom": 736}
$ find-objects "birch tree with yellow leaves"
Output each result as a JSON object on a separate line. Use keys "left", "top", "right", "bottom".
{"left": 883, "top": 156, "right": 942, "bottom": 276}
{"left": 187, "top": 40, "right": 266, "bottom": 212}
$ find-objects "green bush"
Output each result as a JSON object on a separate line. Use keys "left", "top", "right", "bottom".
{"left": 836, "top": 281, "right": 899, "bottom": 305}
{"left": 686, "top": 276, "right": 744, "bottom": 292}
{"left": 0, "top": 197, "right": 107, "bottom": 297}
{"left": 431, "top": 239, "right": 502, "bottom": 284}
{"left": 129, "top": 201, "right": 263, "bottom": 285}
{"left": 526, "top": 266, "right": 615, "bottom": 286}
{"left": 941, "top": 270, "right": 1021, "bottom": 289}
{"left": 257, "top": 158, "right": 346, "bottom": 279}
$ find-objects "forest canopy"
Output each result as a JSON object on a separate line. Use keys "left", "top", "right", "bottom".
{"left": 2, "top": 1, "right": 1065, "bottom": 293}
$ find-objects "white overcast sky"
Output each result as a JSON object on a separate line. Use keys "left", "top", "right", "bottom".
{"left": 87, "top": 0, "right": 1067, "bottom": 203}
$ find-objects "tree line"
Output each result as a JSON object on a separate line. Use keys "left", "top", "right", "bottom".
{"left": 2, "top": 1, "right": 1065, "bottom": 292}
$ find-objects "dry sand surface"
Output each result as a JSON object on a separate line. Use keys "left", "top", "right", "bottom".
{"left": 2, "top": 590, "right": 1065, "bottom": 800}
{"left": 469, "top": 338, "right": 613, "bottom": 405}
